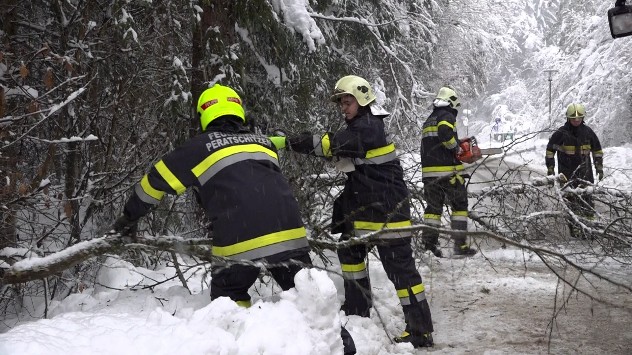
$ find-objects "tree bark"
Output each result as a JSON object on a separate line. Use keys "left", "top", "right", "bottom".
{"left": 191, "top": 0, "right": 238, "bottom": 137}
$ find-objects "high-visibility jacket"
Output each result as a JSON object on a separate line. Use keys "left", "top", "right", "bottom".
{"left": 122, "top": 121, "right": 309, "bottom": 261}
{"left": 420, "top": 106, "right": 464, "bottom": 179}
{"left": 546, "top": 121, "right": 603, "bottom": 183}
{"left": 287, "top": 109, "right": 411, "bottom": 238}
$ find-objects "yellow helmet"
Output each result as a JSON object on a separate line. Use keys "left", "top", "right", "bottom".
{"left": 435, "top": 86, "right": 460, "bottom": 108}
{"left": 197, "top": 84, "right": 245, "bottom": 131}
{"left": 565, "top": 103, "right": 586, "bottom": 119}
{"left": 330, "top": 75, "right": 376, "bottom": 106}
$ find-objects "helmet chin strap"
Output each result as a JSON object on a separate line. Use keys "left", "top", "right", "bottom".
{"left": 433, "top": 99, "right": 450, "bottom": 108}
{"left": 198, "top": 112, "right": 205, "bottom": 132}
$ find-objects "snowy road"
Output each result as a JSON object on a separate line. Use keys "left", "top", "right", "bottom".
{"left": 340, "top": 246, "right": 632, "bottom": 354}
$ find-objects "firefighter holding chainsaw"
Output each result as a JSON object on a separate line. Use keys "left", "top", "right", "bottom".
{"left": 269, "top": 75, "right": 434, "bottom": 348}
{"left": 545, "top": 103, "right": 603, "bottom": 238}
{"left": 110, "top": 84, "right": 356, "bottom": 354}
{"left": 420, "top": 86, "right": 477, "bottom": 257}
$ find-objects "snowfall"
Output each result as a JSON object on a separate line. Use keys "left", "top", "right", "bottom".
{"left": 1, "top": 125, "right": 631, "bottom": 355}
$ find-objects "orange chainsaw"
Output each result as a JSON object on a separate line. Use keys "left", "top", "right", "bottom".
{"left": 456, "top": 137, "right": 503, "bottom": 163}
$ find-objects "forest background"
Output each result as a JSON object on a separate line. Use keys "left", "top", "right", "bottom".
{"left": 1, "top": 0, "right": 631, "bottom": 352}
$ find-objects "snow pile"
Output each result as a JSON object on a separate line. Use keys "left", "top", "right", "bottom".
{"left": 0, "top": 259, "right": 347, "bottom": 355}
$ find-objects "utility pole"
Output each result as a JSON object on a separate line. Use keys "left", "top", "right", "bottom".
{"left": 544, "top": 69, "right": 558, "bottom": 125}
{"left": 462, "top": 107, "right": 470, "bottom": 136}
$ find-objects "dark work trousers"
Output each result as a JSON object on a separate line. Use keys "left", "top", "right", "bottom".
{"left": 565, "top": 180, "right": 595, "bottom": 217}
{"left": 565, "top": 192, "right": 594, "bottom": 217}
{"left": 210, "top": 252, "right": 313, "bottom": 302}
{"left": 338, "top": 235, "right": 434, "bottom": 335}
{"left": 422, "top": 176, "right": 469, "bottom": 248}
{"left": 564, "top": 180, "right": 595, "bottom": 239}
{"left": 210, "top": 252, "right": 357, "bottom": 354}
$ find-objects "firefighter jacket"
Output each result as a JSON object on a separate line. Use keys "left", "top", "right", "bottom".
{"left": 420, "top": 106, "right": 464, "bottom": 180}
{"left": 122, "top": 119, "right": 309, "bottom": 262}
{"left": 546, "top": 121, "right": 603, "bottom": 183}
{"left": 286, "top": 108, "right": 411, "bottom": 238}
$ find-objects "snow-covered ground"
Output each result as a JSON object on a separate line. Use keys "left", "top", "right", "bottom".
{"left": 2, "top": 244, "right": 631, "bottom": 354}
{"left": 2, "top": 134, "right": 631, "bottom": 355}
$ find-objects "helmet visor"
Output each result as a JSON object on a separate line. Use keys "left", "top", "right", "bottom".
{"left": 330, "top": 89, "right": 350, "bottom": 102}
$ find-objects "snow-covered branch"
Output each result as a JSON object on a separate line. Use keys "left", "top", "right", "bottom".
{"left": 2, "top": 83, "right": 89, "bottom": 150}
{"left": 309, "top": 13, "right": 407, "bottom": 27}
{"left": 0, "top": 235, "right": 214, "bottom": 285}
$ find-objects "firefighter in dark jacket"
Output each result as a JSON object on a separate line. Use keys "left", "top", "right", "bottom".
{"left": 110, "top": 84, "right": 356, "bottom": 354}
{"left": 546, "top": 103, "right": 603, "bottom": 238}
{"left": 420, "top": 86, "right": 477, "bottom": 257}
{"left": 270, "top": 75, "right": 434, "bottom": 348}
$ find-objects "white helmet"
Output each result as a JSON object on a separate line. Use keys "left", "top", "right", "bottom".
{"left": 434, "top": 86, "right": 460, "bottom": 108}
{"left": 565, "top": 103, "right": 586, "bottom": 120}
{"left": 330, "top": 75, "right": 376, "bottom": 106}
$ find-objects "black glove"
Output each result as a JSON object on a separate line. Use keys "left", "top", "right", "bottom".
{"left": 110, "top": 214, "right": 138, "bottom": 242}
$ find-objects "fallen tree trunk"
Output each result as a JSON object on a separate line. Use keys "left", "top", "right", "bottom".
{"left": 0, "top": 225, "right": 454, "bottom": 284}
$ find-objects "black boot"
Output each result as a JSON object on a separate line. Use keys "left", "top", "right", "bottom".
{"left": 394, "top": 331, "right": 434, "bottom": 348}
{"left": 341, "top": 327, "right": 356, "bottom": 355}
{"left": 341, "top": 277, "right": 372, "bottom": 317}
{"left": 423, "top": 242, "right": 443, "bottom": 258}
{"left": 453, "top": 243, "right": 477, "bottom": 256}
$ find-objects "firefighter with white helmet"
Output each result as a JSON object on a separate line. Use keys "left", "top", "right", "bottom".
{"left": 270, "top": 75, "right": 435, "bottom": 348}
{"left": 420, "top": 86, "right": 477, "bottom": 257}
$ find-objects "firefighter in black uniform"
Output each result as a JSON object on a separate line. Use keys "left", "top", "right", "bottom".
{"left": 546, "top": 103, "right": 603, "bottom": 238}
{"left": 110, "top": 84, "right": 356, "bottom": 354}
{"left": 420, "top": 86, "right": 477, "bottom": 257}
{"left": 270, "top": 75, "right": 434, "bottom": 348}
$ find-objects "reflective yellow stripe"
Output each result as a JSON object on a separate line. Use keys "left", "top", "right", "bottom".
{"left": 560, "top": 144, "right": 593, "bottom": 155}
{"left": 341, "top": 262, "right": 366, "bottom": 273}
{"left": 422, "top": 126, "right": 438, "bottom": 134}
{"left": 321, "top": 134, "right": 332, "bottom": 157}
{"left": 422, "top": 165, "right": 464, "bottom": 172}
{"left": 212, "top": 227, "right": 306, "bottom": 257}
{"left": 423, "top": 213, "right": 441, "bottom": 221}
{"left": 192, "top": 144, "right": 277, "bottom": 178}
{"left": 452, "top": 211, "right": 468, "bottom": 217}
{"left": 443, "top": 137, "right": 457, "bottom": 148}
{"left": 437, "top": 120, "right": 455, "bottom": 129}
{"left": 140, "top": 175, "right": 165, "bottom": 200}
{"left": 366, "top": 143, "right": 395, "bottom": 158}
{"left": 155, "top": 160, "right": 186, "bottom": 195}
{"left": 397, "top": 283, "right": 425, "bottom": 298}
{"left": 353, "top": 220, "right": 412, "bottom": 231}
{"left": 449, "top": 174, "right": 465, "bottom": 185}
{"left": 236, "top": 300, "right": 251, "bottom": 308}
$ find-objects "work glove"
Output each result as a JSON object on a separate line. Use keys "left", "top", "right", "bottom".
{"left": 333, "top": 157, "right": 355, "bottom": 173}
{"left": 269, "top": 136, "right": 287, "bottom": 150}
{"left": 597, "top": 170, "right": 604, "bottom": 181}
{"left": 272, "top": 129, "right": 287, "bottom": 137}
{"left": 547, "top": 166, "right": 555, "bottom": 176}
{"left": 109, "top": 214, "right": 138, "bottom": 243}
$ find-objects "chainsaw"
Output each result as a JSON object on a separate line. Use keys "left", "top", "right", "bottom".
{"left": 456, "top": 136, "right": 504, "bottom": 163}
